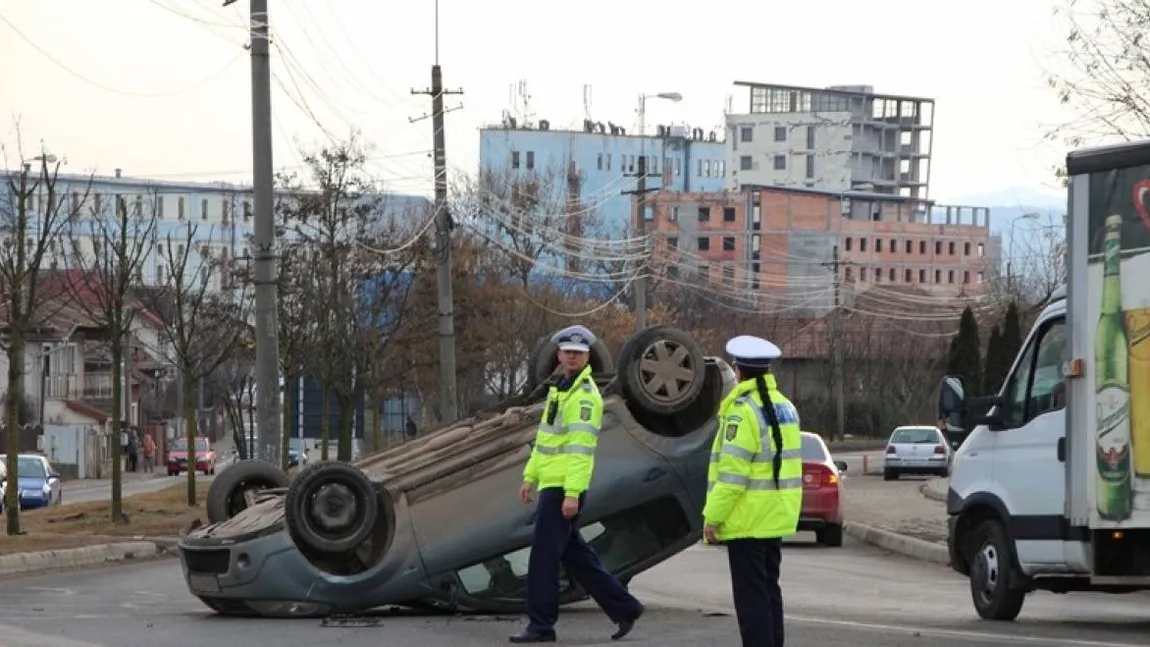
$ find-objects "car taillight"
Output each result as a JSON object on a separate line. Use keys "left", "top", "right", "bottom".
{"left": 934, "top": 444, "right": 946, "bottom": 455}
{"left": 886, "top": 445, "right": 896, "bottom": 454}
{"left": 803, "top": 465, "right": 838, "bottom": 488}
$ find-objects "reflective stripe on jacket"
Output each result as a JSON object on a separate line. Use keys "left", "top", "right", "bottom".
{"left": 522, "top": 364, "right": 602, "bottom": 497}
{"left": 703, "top": 374, "right": 803, "bottom": 540}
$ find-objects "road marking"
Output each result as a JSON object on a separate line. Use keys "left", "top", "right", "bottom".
{"left": 787, "top": 614, "right": 1146, "bottom": 646}
{"left": 0, "top": 623, "right": 102, "bottom": 646}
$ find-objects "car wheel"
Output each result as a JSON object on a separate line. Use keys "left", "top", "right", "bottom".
{"left": 938, "top": 466, "right": 950, "bottom": 478}
{"left": 525, "top": 332, "right": 615, "bottom": 392}
{"left": 168, "top": 470, "right": 178, "bottom": 477}
{"left": 969, "top": 519, "right": 1026, "bottom": 621}
{"left": 617, "top": 325, "right": 706, "bottom": 416}
{"left": 883, "top": 469, "right": 899, "bottom": 481}
{"left": 284, "top": 461, "right": 378, "bottom": 554}
{"left": 817, "top": 524, "right": 844, "bottom": 547}
{"left": 206, "top": 460, "right": 291, "bottom": 524}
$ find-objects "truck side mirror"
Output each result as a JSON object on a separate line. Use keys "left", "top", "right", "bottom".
{"left": 938, "top": 375, "right": 967, "bottom": 431}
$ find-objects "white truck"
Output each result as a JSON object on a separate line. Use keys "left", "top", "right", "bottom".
{"left": 940, "top": 140, "right": 1150, "bottom": 620}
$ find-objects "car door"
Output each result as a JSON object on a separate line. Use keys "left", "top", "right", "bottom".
{"left": 990, "top": 316, "right": 1068, "bottom": 569}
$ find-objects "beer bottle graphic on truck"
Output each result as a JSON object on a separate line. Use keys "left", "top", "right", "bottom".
{"left": 1097, "top": 214, "right": 1133, "bottom": 521}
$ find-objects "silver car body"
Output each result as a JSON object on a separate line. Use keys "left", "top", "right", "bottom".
{"left": 178, "top": 358, "right": 736, "bottom": 617}
{"left": 882, "top": 425, "right": 951, "bottom": 477}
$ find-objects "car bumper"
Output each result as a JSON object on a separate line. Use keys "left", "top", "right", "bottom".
{"left": 884, "top": 457, "right": 948, "bottom": 473}
{"left": 797, "top": 488, "right": 842, "bottom": 529}
{"left": 18, "top": 492, "right": 52, "bottom": 509}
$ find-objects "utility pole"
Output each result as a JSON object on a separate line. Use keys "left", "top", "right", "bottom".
{"left": 622, "top": 156, "right": 658, "bottom": 330}
{"left": 820, "top": 245, "right": 853, "bottom": 442}
{"left": 226, "top": 0, "right": 282, "bottom": 462}
{"left": 410, "top": 0, "right": 463, "bottom": 424}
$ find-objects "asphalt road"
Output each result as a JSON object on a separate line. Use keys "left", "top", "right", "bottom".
{"left": 1, "top": 536, "right": 1148, "bottom": 646}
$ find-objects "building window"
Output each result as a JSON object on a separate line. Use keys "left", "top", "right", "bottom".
{"left": 177, "top": 196, "right": 185, "bottom": 220}
{"left": 806, "top": 126, "right": 815, "bottom": 149}
{"left": 889, "top": 267, "right": 896, "bottom": 281}
{"left": 948, "top": 269, "right": 955, "bottom": 283}
{"left": 948, "top": 241, "right": 956, "bottom": 255}
{"left": 722, "top": 236, "right": 736, "bottom": 251}
{"left": 978, "top": 243, "right": 985, "bottom": 256}
{"left": 774, "top": 126, "right": 786, "bottom": 142}
{"left": 905, "top": 268, "right": 912, "bottom": 282}
{"left": 860, "top": 238, "right": 868, "bottom": 252}
{"left": 977, "top": 271, "right": 985, "bottom": 283}
{"left": 201, "top": 198, "right": 208, "bottom": 220}
{"left": 134, "top": 195, "right": 143, "bottom": 217}
{"left": 740, "top": 155, "right": 753, "bottom": 171}
{"left": 697, "top": 206, "right": 710, "bottom": 221}
{"left": 667, "top": 237, "right": 678, "bottom": 248}
{"left": 698, "top": 237, "right": 710, "bottom": 251}
{"left": 511, "top": 151, "right": 520, "bottom": 169}
{"left": 670, "top": 206, "right": 679, "bottom": 221}
{"left": 905, "top": 239, "right": 912, "bottom": 253}
{"left": 875, "top": 268, "right": 882, "bottom": 282}
{"left": 844, "top": 237, "right": 852, "bottom": 252}
{"left": 875, "top": 239, "right": 883, "bottom": 253}
{"left": 221, "top": 198, "right": 230, "bottom": 223}
{"left": 935, "top": 240, "right": 942, "bottom": 255}
{"left": 773, "top": 155, "right": 786, "bottom": 171}
{"left": 964, "top": 241, "right": 971, "bottom": 256}
{"left": 963, "top": 270, "right": 971, "bottom": 284}
{"left": 919, "top": 268, "right": 926, "bottom": 283}
{"left": 740, "top": 126, "right": 753, "bottom": 142}
{"left": 845, "top": 267, "right": 853, "bottom": 281}
{"left": 723, "top": 207, "right": 736, "bottom": 222}
{"left": 860, "top": 267, "right": 867, "bottom": 281}
{"left": 526, "top": 151, "right": 535, "bottom": 170}
{"left": 919, "top": 240, "right": 926, "bottom": 254}
{"left": 697, "top": 159, "right": 703, "bottom": 177}
{"left": 722, "top": 266, "right": 735, "bottom": 283}
{"left": 935, "top": 269, "right": 941, "bottom": 283}
{"left": 889, "top": 238, "right": 896, "bottom": 252}
{"left": 243, "top": 200, "right": 252, "bottom": 220}
{"left": 805, "top": 155, "right": 814, "bottom": 179}
{"left": 597, "top": 153, "right": 603, "bottom": 171}
{"left": 607, "top": 154, "right": 613, "bottom": 171}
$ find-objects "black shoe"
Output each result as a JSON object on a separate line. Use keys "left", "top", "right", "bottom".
{"left": 611, "top": 603, "right": 645, "bottom": 641}
{"left": 509, "top": 629, "right": 557, "bottom": 643}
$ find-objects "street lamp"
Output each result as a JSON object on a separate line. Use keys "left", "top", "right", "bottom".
{"left": 637, "top": 91, "right": 683, "bottom": 138}
{"left": 1006, "top": 212, "right": 1041, "bottom": 285}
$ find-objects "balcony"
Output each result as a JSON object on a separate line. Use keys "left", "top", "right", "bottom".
{"left": 83, "top": 373, "right": 116, "bottom": 400}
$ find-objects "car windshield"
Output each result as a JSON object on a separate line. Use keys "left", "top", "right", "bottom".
{"left": 800, "top": 435, "right": 827, "bottom": 461}
{"left": 891, "top": 428, "right": 940, "bottom": 444}
{"left": 170, "top": 439, "right": 209, "bottom": 452}
{"left": 17, "top": 457, "right": 46, "bottom": 478}
{"left": 289, "top": 438, "right": 305, "bottom": 452}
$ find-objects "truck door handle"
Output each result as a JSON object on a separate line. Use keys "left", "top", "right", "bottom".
{"left": 1057, "top": 437, "right": 1066, "bottom": 462}
{"left": 644, "top": 467, "right": 667, "bottom": 482}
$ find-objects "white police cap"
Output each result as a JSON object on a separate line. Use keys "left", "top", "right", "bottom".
{"left": 552, "top": 325, "right": 596, "bottom": 352}
{"left": 725, "top": 335, "right": 782, "bottom": 369}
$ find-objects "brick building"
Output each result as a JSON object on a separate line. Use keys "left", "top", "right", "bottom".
{"left": 646, "top": 185, "right": 997, "bottom": 316}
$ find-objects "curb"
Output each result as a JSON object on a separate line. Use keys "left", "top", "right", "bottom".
{"left": 921, "top": 480, "right": 947, "bottom": 502}
{"left": 842, "top": 521, "right": 949, "bottom": 567}
{"left": 0, "top": 541, "right": 165, "bottom": 578}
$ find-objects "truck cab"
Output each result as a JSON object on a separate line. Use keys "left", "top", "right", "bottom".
{"left": 940, "top": 140, "right": 1150, "bottom": 621}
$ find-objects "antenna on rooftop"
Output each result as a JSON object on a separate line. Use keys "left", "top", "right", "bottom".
{"left": 583, "top": 84, "right": 593, "bottom": 123}
{"left": 516, "top": 79, "right": 534, "bottom": 129}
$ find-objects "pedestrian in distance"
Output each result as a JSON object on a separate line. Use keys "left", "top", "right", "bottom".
{"left": 510, "top": 325, "right": 645, "bottom": 644}
{"left": 703, "top": 335, "right": 803, "bottom": 647}
{"left": 142, "top": 431, "right": 156, "bottom": 473}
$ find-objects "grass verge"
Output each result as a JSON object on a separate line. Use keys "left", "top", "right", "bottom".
{"left": 0, "top": 483, "right": 206, "bottom": 556}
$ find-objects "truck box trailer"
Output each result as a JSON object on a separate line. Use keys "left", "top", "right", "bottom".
{"left": 940, "top": 140, "right": 1150, "bottom": 620}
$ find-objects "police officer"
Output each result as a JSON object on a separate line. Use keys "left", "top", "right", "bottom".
{"left": 703, "top": 335, "right": 803, "bottom": 647}
{"left": 510, "top": 325, "right": 646, "bottom": 644}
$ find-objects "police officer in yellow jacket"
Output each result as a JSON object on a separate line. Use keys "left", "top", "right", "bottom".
{"left": 703, "top": 335, "right": 803, "bottom": 647}
{"left": 510, "top": 325, "right": 645, "bottom": 644}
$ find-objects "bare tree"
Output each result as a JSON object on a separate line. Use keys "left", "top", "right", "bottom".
{"left": 62, "top": 189, "right": 156, "bottom": 522}
{"left": 0, "top": 137, "right": 87, "bottom": 535}
{"left": 140, "top": 221, "right": 251, "bottom": 504}
{"left": 1046, "top": 0, "right": 1150, "bottom": 163}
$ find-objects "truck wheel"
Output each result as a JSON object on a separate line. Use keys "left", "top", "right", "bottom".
{"left": 969, "top": 519, "right": 1026, "bottom": 621}
{"left": 206, "top": 460, "right": 291, "bottom": 524}
{"left": 526, "top": 333, "right": 616, "bottom": 392}
{"left": 284, "top": 462, "right": 378, "bottom": 554}
{"left": 617, "top": 325, "right": 705, "bottom": 415}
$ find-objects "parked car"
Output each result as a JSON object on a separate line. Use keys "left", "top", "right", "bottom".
{"left": 167, "top": 437, "right": 217, "bottom": 476}
{"left": 797, "top": 432, "right": 848, "bottom": 546}
{"left": 177, "top": 325, "right": 729, "bottom": 618}
{"left": 883, "top": 425, "right": 951, "bottom": 480}
{"left": 287, "top": 438, "right": 308, "bottom": 468}
{"left": 0, "top": 454, "right": 63, "bottom": 509}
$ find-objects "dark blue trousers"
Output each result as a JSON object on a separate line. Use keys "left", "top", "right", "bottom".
{"left": 525, "top": 487, "right": 641, "bottom": 633}
{"left": 726, "top": 538, "right": 785, "bottom": 647}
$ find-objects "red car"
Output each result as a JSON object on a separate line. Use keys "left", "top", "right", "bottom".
{"left": 167, "top": 437, "right": 217, "bottom": 477}
{"left": 797, "top": 431, "right": 847, "bottom": 547}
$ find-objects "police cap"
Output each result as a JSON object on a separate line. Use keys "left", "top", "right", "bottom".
{"left": 552, "top": 325, "right": 597, "bottom": 353}
{"left": 725, "top": 334, "right": 782, "bottom": 369}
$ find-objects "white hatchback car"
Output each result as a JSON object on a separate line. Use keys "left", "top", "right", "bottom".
{"left": 882, "top": 425, "right": 951, "bottom": 480}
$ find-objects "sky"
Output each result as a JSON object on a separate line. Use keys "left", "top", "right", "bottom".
{"left": 0, "top": 0, "right": 1083, "bottom": 204}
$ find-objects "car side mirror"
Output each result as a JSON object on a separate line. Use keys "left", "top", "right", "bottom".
{"left": 48, "top": 471, "right": 60, "bottom": 480}
{"left": 834, "top": 460, "right": 848, "bottom": 472}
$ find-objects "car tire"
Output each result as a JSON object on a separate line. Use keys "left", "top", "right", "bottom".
{"left": 285, "top": 461, "right": 378, "bottom": 554}
{"left": 969, "top": 519, "right": 1026, "bottom": 621}
{"left": 526, "top": 333, "right": 616, "bottom": 392}
{"left": 617, "top": 325, "right": 706, "bottom": 415}
{"left": 206, "top": 460, "right": 291, "bottom": 524}
{"left": 938, "top": 466, "right": 950, "bottom": 478}
{"left": 168, "top": 470, "right": 178, "bottom": 477}
{"left": 883, "top": 469, "right": 899, "bottom": 481}
{"left": 817, "top": 524, "right": 844, "bottom": 547}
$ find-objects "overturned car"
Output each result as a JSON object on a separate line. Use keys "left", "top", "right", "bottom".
{"left": 178, "top": 325, "right": 733, "bottom": 618}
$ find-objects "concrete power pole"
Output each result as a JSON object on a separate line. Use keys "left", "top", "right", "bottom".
{"left": 227, "top": 0, "right": 282, "bottom": 462}
{"left": 623, "top": 156, "right": 656, "bottom": 330}
{"left": 820, "top": 245, "right": 851, "bottom": 441}
{"left": 410, "top": 8, "right": 463, "bottom": 424}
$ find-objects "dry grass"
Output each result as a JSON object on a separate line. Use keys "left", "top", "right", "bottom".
{"left": 0, "top": 483, "right": 207, "bottom": 556}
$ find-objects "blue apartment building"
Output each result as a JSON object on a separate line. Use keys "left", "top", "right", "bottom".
{"left": 478, "top": 116, "right": 728, "bottom": 282}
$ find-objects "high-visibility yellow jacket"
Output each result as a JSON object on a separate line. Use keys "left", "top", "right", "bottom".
{"left": 703, "top": 374, "right": 803, "bottom": 540}
{"left": 523, "top": 365, "right": 602, "bottom": 497}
